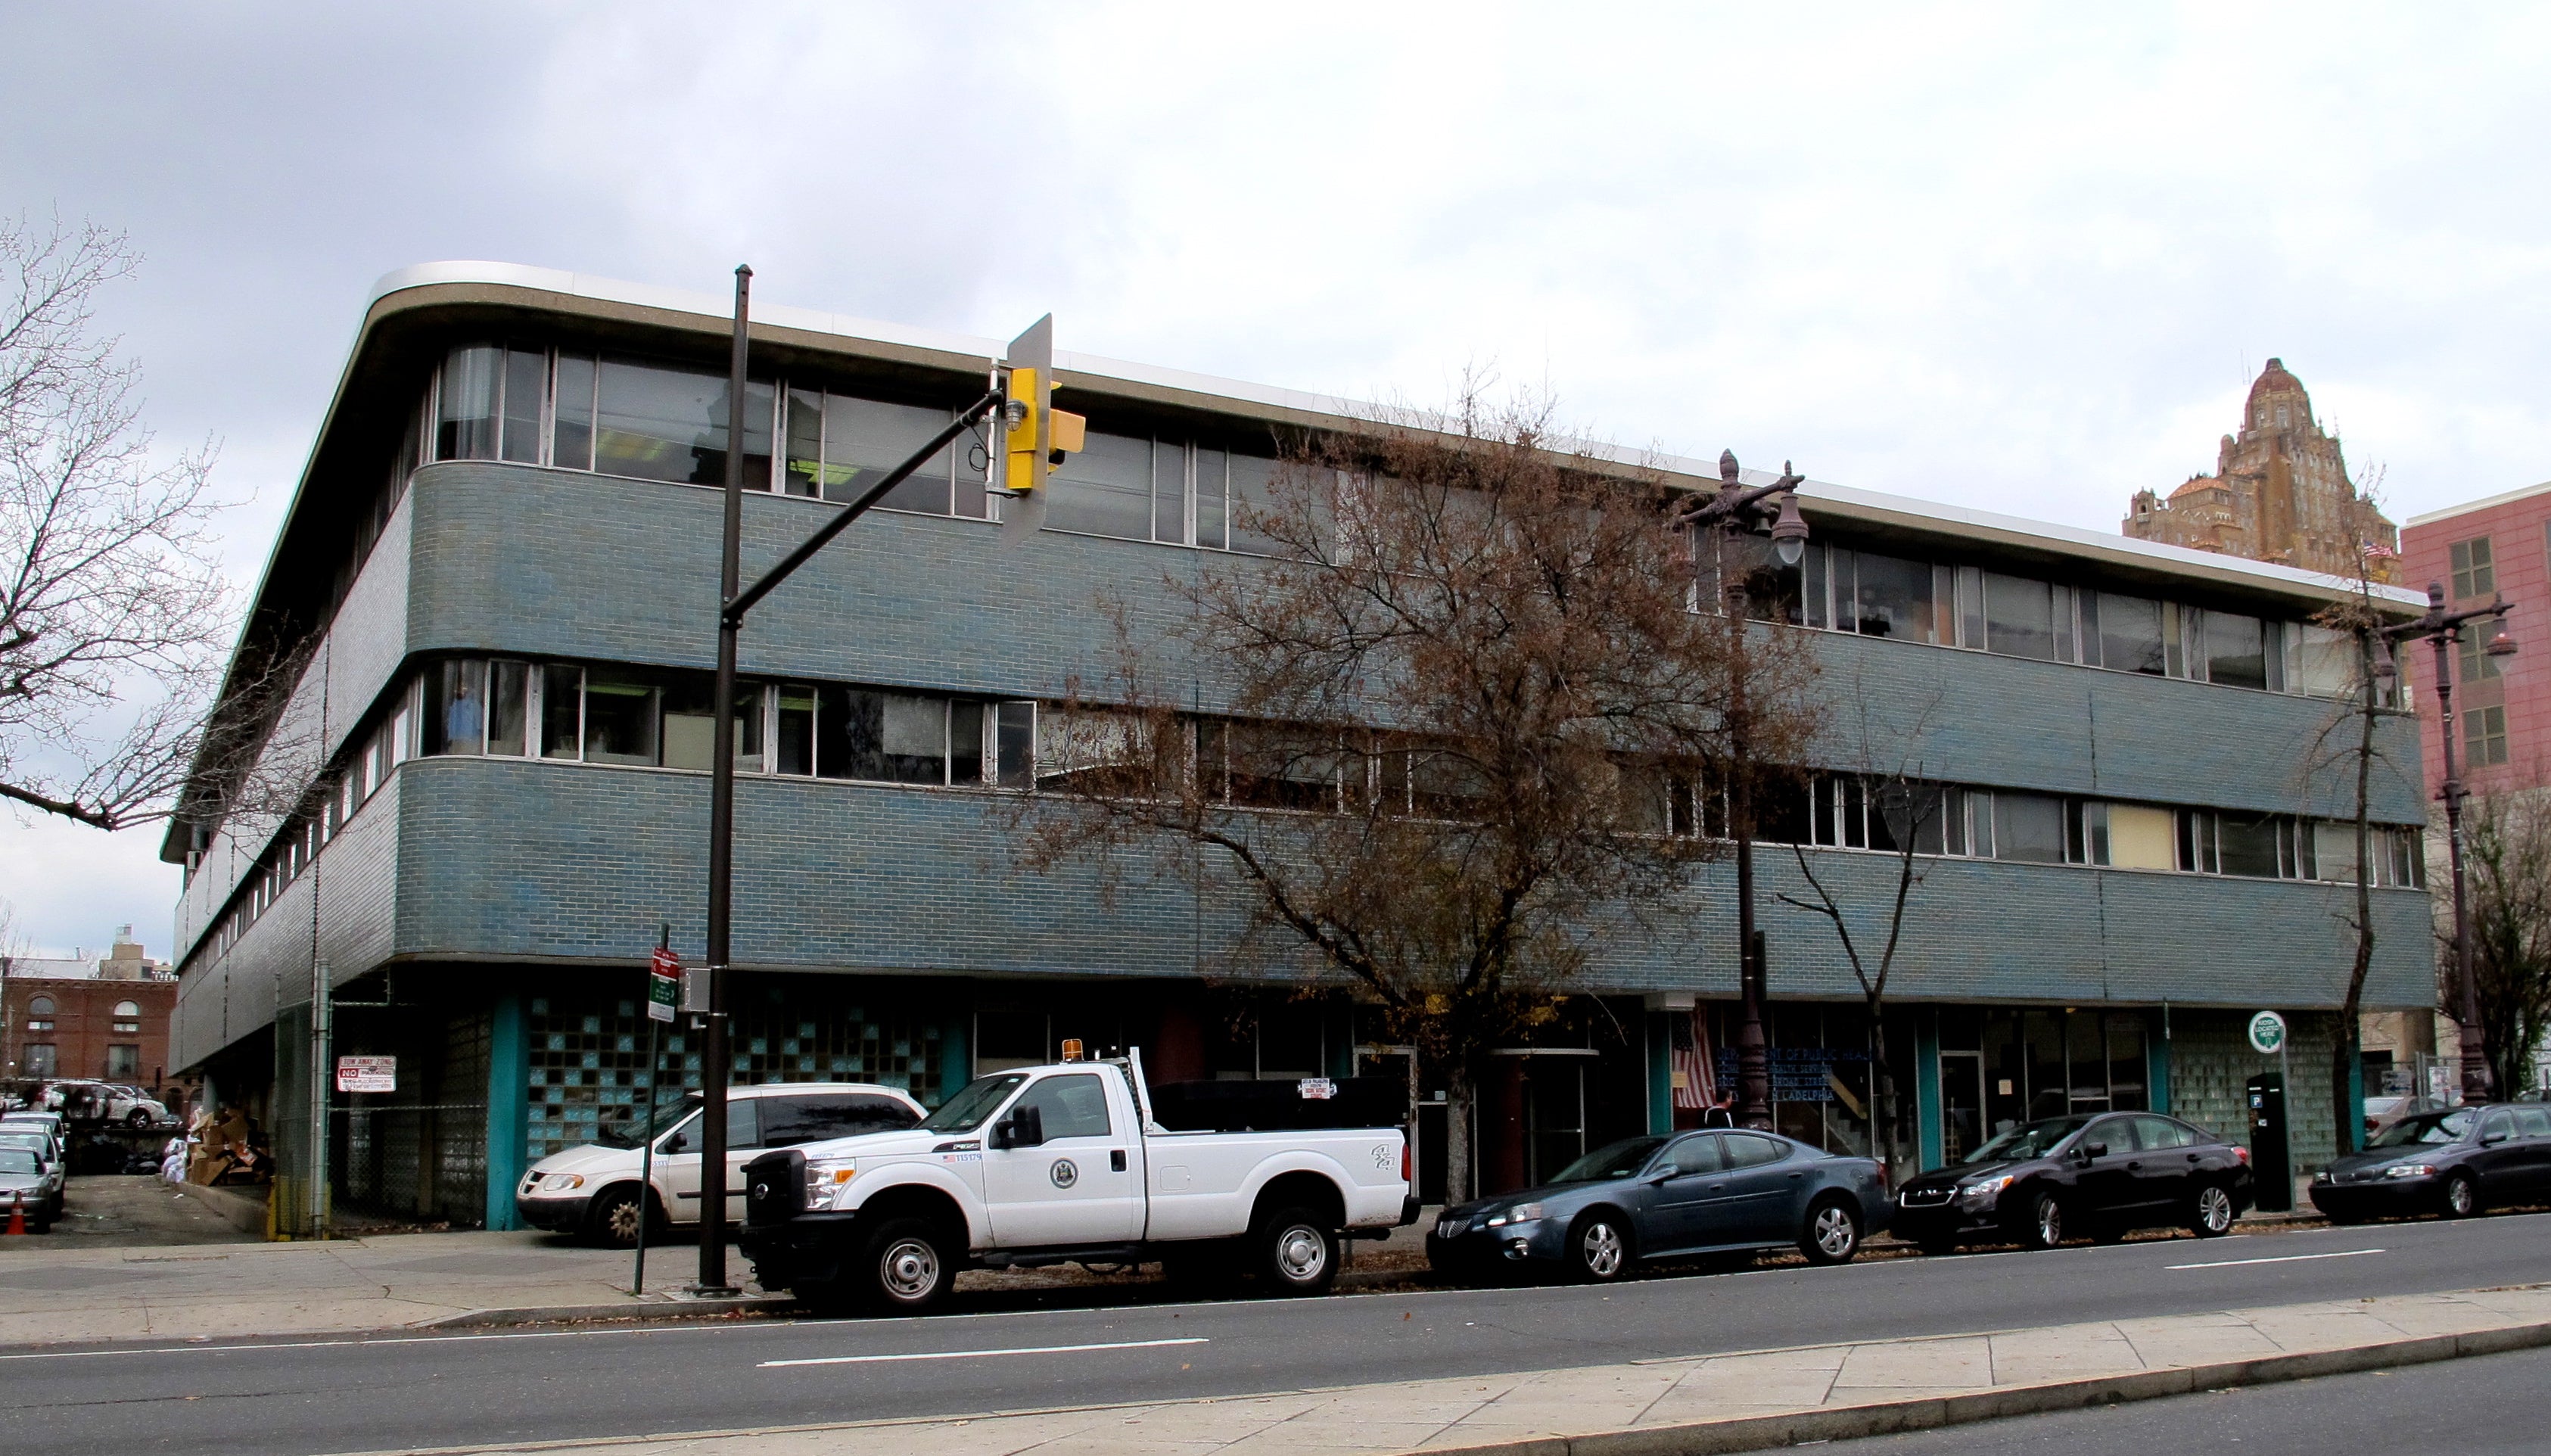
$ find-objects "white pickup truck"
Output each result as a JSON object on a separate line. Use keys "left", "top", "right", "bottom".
{"left": 737, "top": 1053, "right": 1414, "bottom": 1312}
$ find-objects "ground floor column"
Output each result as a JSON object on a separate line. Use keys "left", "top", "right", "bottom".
{"left": 482, "top": 991, "right": 528, "bottom": 1230}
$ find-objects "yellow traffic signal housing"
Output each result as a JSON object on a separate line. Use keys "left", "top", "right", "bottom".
{"left": 998, "top": 315, "right": 1086, "bottom": 495}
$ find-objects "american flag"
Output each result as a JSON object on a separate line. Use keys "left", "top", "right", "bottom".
{"left": 1672, "top": 1006, "right": 1722, "bottom": 1112}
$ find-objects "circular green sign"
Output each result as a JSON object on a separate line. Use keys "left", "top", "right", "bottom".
{"left": 2248, "top": 1010, "right": 2288, "bottom": 1055}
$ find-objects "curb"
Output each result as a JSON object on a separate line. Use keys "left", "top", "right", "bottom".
{"left": 420, "top": 1296, "right": 791, "bottom": 1330}
{"left": 1423, "top": 1319, "right": 2551, "bottom": 1456}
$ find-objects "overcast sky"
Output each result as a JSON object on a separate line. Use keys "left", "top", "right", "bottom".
{"left": 2, "top": 3, "right": 2547, "bottom": 958}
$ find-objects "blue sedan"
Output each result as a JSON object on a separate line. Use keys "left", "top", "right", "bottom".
{"left": 1427, "top": 1128, "right": 1891, "bottom": 1282}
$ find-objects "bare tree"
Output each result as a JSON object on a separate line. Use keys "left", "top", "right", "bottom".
{"left": 1776, "top": 686, "right": 1945, "bottom": 1177}
{"left": 1018, "top": 392, "right": 1819, "bottom": 1200}
{"left": 0, "top": 216, "right": 231, "bottom": 832}
{"left": 2300, "top": 478, "right": 2411, "bottom": 1153}
{"left": 2459, "top": 791, "right": 2551, "bottom": 1098}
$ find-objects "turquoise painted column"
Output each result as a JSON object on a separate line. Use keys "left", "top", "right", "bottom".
{"left": 1914, "top": 1010, "right": 1943, "bottom": 1171}
{"left": 2148, "top": 1009, "right": 2173, "bottom": 1114}
{"left": 483, "top": 991, "right": 529, "bottom": 1230}
{"left": 2342, "top": 1019, "right": 2363, "bottom": 1153}
{"left": 1647, "top": 1013, "right": 1672, "bottom": 1135}
{"left": 936, "top": 1010, "right": 970, "bottom": 1108}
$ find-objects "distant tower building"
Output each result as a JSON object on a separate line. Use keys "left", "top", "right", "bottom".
{"left": 2123, "top": 358, "right": 2399, "bottom": 581}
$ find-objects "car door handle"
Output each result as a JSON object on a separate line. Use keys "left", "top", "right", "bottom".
{"left": 2127, "top": 1161, "right": 2142, "bottom": 1171}
{"left": 2185, "top": 1153, "right": 2201, "bottom": 1162}
{"left": 1787, "top": 1171, "right": 1803, "bottom": 1181}
{"left": 1110, "top": 1150, "right": 1127, "bottom": 1173}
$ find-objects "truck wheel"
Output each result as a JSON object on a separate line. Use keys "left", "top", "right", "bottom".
{"left": 862, "top": 1216, "right": 954, "bottom": 1312}
{"left": 1252, "top": 1206, "right": 1337, "bottom": 1296}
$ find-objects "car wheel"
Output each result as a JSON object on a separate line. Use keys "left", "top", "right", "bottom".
{"left": 2443, "top": 1171, "right": 2480, "bottom": 1219}
{"left": 583, "top": 1185, "right": 650, "bottom": 1249}
{"left": 125, "top": 1109, "right": 153, "bottom": 1128}
{"left": 2188, "top": 1183, "right": 2235, "bottom": 1237}
{"left": 861, "top": 1216, "right": 954, "bottom": 1312}
{"left": 1252, "top": 1206, "right": 1338, "bottom": 1296}
{"left": 1567, "top": 1212, "right": 1633, "bottom": 1282}
{"left": 1800, "top": 1197, "right": 1861, "bottom": 1266}
{"left": 2016, "top": 1190, "right": 2064, "bottom": 1249}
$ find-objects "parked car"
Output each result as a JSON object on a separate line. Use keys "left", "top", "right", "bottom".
{"left": 0, "top": 1149, "right": 61, "bottom": 1231}
{"left": 0, "top": 1130, "right": 66, "bottom": 1219}
{"left": 1892, "top": 1111, "right": 2253, "bottom": 1252}
{"left": 1, "top": 1111, "right": 64, "bottom": 1137}
{"left": 517, "top": 1082, "right": 928, "bottom": 1246}
{"left": 1427, "top": 1129, "right": 1891, "bottom": 1283}
{"left": 2312, "top": 1103, "right": 2551, "bottom": 1222}
{"left": 107, "top": 1086, "right": 173, "bottom": 1126}
{"left": 739, "top": 1053, "right": 1414, "bottom": 1312}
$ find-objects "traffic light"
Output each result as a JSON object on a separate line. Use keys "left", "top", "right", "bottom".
{"left": 998, "top": 316, "right": 1085, "bottom": 495}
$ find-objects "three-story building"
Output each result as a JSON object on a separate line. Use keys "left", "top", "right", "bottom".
{"left": 166, "top": 263, "right": 2436, "bottom": 1229}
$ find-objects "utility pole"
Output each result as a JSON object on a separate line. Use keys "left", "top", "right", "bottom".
{"left": 1674, "top": 450, "right": 1809, "bottom": 1131}
{"left": 690, "top": 278, "right": 1072, "bottom": 1296}
{"left": 2372, "top": 581, "right": 2518, "bottom": 1104}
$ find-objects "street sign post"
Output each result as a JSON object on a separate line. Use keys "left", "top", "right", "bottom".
{"left": 635, "top": 936, "right": 678, "bottom": 1296}
{"left": 2247, "top": 1010, "right": 2288, "bottom": 1055}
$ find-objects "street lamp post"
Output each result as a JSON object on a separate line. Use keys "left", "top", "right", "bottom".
{"left": 2372, "top": 581, "right": 2518, "bottom": 1105}
{"left": 1676, "top": 450, "right": 1808, "bottom": 1131}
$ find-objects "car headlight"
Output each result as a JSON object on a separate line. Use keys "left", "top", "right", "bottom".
{"left": 2384, "top": 1163, "right": 2435, "bottom": 1179}
{"left": 1486, "top": 1202, "right": 1545, "bottom": 1227}
{"left": 2313, "top": 1169, "right": 2334, "bottom": 1184}
{"left": 1957, "top": 1174, "right": 2016, "bottom": 1210}
{"left": 534, "top": 1173, "right": 585, "bottom": 1193}
{"left": 804, "top": 1157, "right": 857, "bottom": 1205}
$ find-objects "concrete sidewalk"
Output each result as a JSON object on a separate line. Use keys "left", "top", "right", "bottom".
{"left": 339, "top": 1283, "right": 2551, "bottom": 1456}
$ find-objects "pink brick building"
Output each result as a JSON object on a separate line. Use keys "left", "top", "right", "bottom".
{"left": 2400, "top": 481, "right": 2551, "bottom": 798}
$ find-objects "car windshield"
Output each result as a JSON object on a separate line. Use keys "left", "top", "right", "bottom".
{"left": 0, "top": 1133, "right": 44, "bottom": 1148}
{"left": 922, "top": 1073, "right": 1029, "bottom": 1134}
{"left": 2369, "top": 1109, "right": 2476, "bottom": 1147}
{"left": 0, "top": 1150, "right": 37, "bottom": 1174}
{"left": 1548, "top": 1137, "right": 1669, "bottom": 1184}
{"left": 1959, "top": 1115, "right": 2097, "bottom": 1164}
{"left": 590, "top": 1095, "right": 697, "bottom": 1150}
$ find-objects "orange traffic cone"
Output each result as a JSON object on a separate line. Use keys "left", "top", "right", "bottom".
{"left": 3, "top": 1193, "right": 24, "bottom": 1237}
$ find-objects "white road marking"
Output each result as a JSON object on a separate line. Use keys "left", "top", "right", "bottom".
{"left": 2166, "top": 1249, "right": 2385, "bottom": 1270}
{"left": 0, "top": 1321, "right": 758, "bottom": 1363}
{"left": 761, "top": 1336, "right": 1209, "bottom": 1368}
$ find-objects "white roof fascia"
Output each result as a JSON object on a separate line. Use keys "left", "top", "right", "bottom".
{"left": 2405, "top": 480, "right": 2551, "bottom": 529}
{"left": 368, "top": 263, "right": 2422, "bottom": 608}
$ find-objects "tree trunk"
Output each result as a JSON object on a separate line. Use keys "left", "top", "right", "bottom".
{"left": 2335, "top": 637, "right": 2379, "bottom": 1157}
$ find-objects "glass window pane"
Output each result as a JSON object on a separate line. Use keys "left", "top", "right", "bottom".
{"left": 1227, "top": 453, "right": 1287, "bottom": 556}
{"left": 594, "top": 359, "right": 772, "bottom": 488}
{"left": 1195, "top": 448, "right": 1228, "bottom": 549}
{"left": 2217, "top": 813, "right": 2282, "bottom": 877}
{"left": 425, "top": 659, "right": 486, "bottom": 755}
{"left": 950, "top": 701, "right": 985, "bottom": 783}
{"left": 1983, "top": 573, "right": 2056, "bottom": 660}
{"left": 661, "top": 674, "right": 717, "bottom": 771}
{"left": 552, "top": 355, "right": 596, "bottom": 471}
{"left": 541, "top": 665, "right": 583, "bottom": 759}
{"left": 1804, "top": 545, "right": 1834, "bottom": 630}
{"left": 1993, "top": 792, "right": 2067, "bottom": 863}
{"left": 2313, "top": 821, "right": 2360, "bottom": 882}
{"left": 995, "top": 702, "right": 1034, "bottom": 789}
{"left": 437, "top": 344, "right": 501, "bottom": 461}
{"left": 823, "top": 395, "right": 953, "bottom": 512}
{"left": 583, "top": 670, "right": 661, "bottom": 765}
{"left": 487, "top": 660, "right": 529, "bottom": 756}
{"left": 882, "top": 693, "right": 946, "bottom": 783}
{"left": 2291, "top": 624, "right": 2356, "bottom": 697}
{"left": 2205, "top": 611, "right": 2268, "bottom": 689}
{"left": 2091, "top": 593, "right": 2165, "bottom": 674}
{"left": 2107, "top": 804, "right": 2174, "bottom": 870}
{"left": 1153, "top": 439, "right": 1188, "bottom": 544}
{"left": 782, "top": 387, "right": 823, "bottom": 498}
{"left": 1851, "top": 551, "right": 1933, "bottom": 641}
{"left": 776, "top": 686, "right": 814, "bottom": 776}
{"left": 1046, "top": 431, "right": 1153, "bottom": 540}
{"left": 501, "top": 347, "right": 546, "bottom": 464}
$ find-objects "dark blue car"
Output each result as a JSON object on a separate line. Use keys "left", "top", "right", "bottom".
{"left": 1426, "top": 1128, "right": 1890, "bottom": 1282}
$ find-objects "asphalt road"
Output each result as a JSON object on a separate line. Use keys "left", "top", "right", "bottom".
{"left": 5, "top": 1210, "right": 2546, "bottom": 1456}
{"left": 1827, "top": 1341, "right": 2551, "bottom": 1454}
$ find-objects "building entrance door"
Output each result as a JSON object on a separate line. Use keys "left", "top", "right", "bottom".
{"left": 1940, "top": 1051, "right": 1986, "bottom": 1165}
{"left": 1523, "top": 1059, "right": 1588, "bottom": 1187}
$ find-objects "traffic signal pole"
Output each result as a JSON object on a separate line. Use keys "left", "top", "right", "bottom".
{"left": 692, "top": 282, "right": 1037, "bottom": 1294}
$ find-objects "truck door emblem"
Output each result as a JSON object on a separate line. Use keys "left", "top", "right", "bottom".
{"left": 1050, "top": 1159, "right": 1078, "bottom": 1188}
